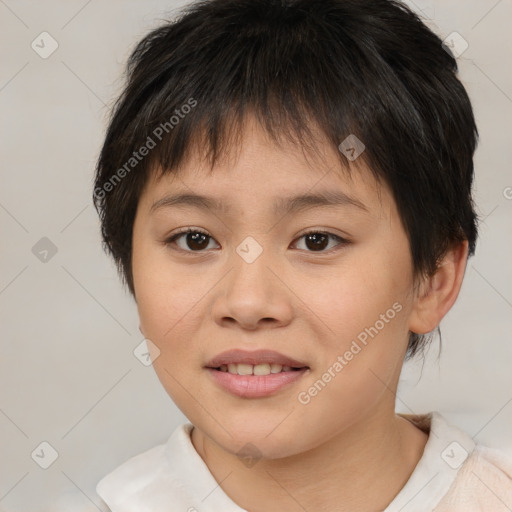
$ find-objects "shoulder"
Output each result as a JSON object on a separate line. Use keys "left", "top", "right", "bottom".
{"left": 95, "top": 423, "right": 191, "bottom": 510}
{"left": 94, "top": 422, "right": 245, "bottom": 512}
{"left": 435, "top": 444, "right": 512, "bottom": 511}
{"left": 387, "top": 411, "right": 512, "bottom": 512}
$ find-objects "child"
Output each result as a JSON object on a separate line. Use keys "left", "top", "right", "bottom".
{"left": 92, "top": 0, "right": 512, "bottom": 510}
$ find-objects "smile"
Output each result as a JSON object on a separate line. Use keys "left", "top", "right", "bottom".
{"left": 205, "top": 349, "right": 310, "bottom": 398}
{"left": 215, "top": 363, "right": 304, "bottom": 375}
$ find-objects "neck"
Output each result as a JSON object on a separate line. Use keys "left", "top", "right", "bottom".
{"left": 191, "top": 406, "right": 428, "bottom": 512}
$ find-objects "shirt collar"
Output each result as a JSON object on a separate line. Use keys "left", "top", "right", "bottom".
{"left": 384, "top": 411, "right": 476, "bottom": 511}
{"left": 97, "top": 412, "right": 476, "bottom": 512}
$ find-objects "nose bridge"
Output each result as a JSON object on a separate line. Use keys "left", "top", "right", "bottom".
{"left": 214, "top": 234, "right": 292, "bottom": 328}
{"left": 230, "top": 234, "right": 274, "bottom": 298}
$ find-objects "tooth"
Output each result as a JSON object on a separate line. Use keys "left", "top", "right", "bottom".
{"left": 253, "top": 363, "right": 271, "bottom": 376}
{"left": 227, "top": 363, "right": 238, "bottom": 374}
{"left": 270, "top": 364, "right": 283, "bottom": 373}
{"left": 237, "top": 364, "right": 253, "bottom": 375}
{"left": 219, "top": 364, "right": 228, "bottom": 372}
{"left": 282, "top": 365, "right": 292, "bottom": 372}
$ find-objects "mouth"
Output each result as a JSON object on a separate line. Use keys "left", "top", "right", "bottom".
{"left": 209, "top": 363, "right": 307, "bottom": 375}
{"left": 204, "top": 349, "right": 310, "bottom": 398}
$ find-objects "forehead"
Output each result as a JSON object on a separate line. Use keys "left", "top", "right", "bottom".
{"left": 140, "top": 115, "right": 389, "bottom": 217}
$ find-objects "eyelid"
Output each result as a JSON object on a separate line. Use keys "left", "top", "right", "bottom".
{"left": 295, "top": 227, "right": 350, "bottom": 241}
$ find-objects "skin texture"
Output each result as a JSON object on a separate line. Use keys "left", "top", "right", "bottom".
{"left": 132, "top": 116, "right": 468, "bottom": 511}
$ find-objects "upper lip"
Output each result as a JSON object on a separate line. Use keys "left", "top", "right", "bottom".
{"left": 205, "top": 349, "right": 309, "bottom": 368}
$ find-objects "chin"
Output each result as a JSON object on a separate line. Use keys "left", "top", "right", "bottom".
{"left": 203, "top": 415, "right": 307, "bottom": 460}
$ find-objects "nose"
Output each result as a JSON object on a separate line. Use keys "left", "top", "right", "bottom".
{"left": 212, "top": 244, "right": 294, "bottom": 331}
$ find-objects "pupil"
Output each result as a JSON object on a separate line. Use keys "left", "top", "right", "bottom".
{"left": 188, "top": 232, "right": 208, "bottom": 250}
{"left": 306, "top": 233, "right": 328, "bottom": 251}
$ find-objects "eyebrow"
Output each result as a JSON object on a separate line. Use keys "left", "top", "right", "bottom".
{"left": 150, "top": 190, "right": 368, "bottom": 216}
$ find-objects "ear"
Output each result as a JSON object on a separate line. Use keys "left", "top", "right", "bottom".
{"left": 408, "top": 241, "right": 469, "bottom": 335}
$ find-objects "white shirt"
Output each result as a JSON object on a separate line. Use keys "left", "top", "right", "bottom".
{"left": 94, "top": 412, "right": 512, "bottom": 511}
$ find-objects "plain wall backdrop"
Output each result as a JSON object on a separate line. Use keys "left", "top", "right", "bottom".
{"left": 1, "top": 1, "right": 511, "bottom": 510}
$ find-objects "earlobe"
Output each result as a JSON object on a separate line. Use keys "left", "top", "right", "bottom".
{"left": 408, "top": 241, "right": 469, "bottom": 335}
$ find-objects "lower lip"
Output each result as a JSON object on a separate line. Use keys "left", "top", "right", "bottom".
{"left": 206, "top": 368, "right": 309, "bottom": 398}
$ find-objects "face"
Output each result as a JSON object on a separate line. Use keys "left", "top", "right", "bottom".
{"left": 132, "top": 116, "right": 417, "bottom": 459}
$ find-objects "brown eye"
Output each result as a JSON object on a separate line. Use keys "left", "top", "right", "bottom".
{"left": 166, "top": 229, "right": 219, "bottom": 252}
{"left": 294, "top": 231, "right": 347, "bottom": 252}
{"left": 304, "top": 232, "right": 329, "bottom": 251}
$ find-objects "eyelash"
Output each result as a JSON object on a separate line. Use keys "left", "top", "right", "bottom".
{"left": 164, "top": 228, "right": 349, "bottom": 254}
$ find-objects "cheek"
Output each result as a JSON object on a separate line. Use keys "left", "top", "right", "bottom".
{"left": 297, "top": 249, "right": 411, "bottom": 345}
{"left": 296, "top": 246, "right": 414, "bottom": 411}
{"left": 290, "top": 267, "right": 411, "bottom": 449}
{"left": 132, "top": 239, "right": 207, "bottom": 375}
{"left": 134, "top": 237, "right": 199, "bottom": 331}
{"left": 133, "top": 257, "right": 208, "bottom": 413}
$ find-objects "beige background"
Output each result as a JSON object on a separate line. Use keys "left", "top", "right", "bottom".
{"left": 1, "top": 0, "right": 511, "bottom": 510}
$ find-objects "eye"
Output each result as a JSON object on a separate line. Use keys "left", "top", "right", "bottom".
{"left": 164, "top": 228, "right": 349, "bottom": 253}
{"left": 165, "top": 228, "right": 219, "bottom": 252}
{"left": 293, "top": 230, "right": 348, "bottom": 253}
